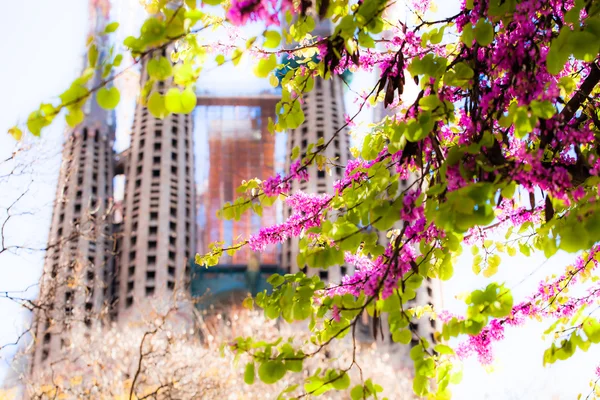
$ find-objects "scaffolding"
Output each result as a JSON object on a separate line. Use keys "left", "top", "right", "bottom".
{"left": 195, "top": 96, "right": 280, "bottom": 267}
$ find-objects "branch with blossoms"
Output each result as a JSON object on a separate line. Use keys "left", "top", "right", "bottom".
{"left": 450, "top": 244, "right": 600, "bottom": 365}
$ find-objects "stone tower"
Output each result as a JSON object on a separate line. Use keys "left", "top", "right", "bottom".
{"left": 116, "top": 47, "right": 196, "bottom": 321}
{"left": 30, "top": 0, "right": 116, "bottom": 376}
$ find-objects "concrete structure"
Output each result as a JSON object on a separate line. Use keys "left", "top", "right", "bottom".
{"left": 116, "top": 47, "right": 196, "bottom": 320}
{"left": 31, "top": 0, "right": 116, "bottom": 376}
{"left": 198, "top": 96, "right": 278, "bottom": 266}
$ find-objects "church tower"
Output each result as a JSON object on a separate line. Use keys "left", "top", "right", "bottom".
{"left": 116, "top": 47, "right": 196, "bottom": 321}
{"left": 31, "top": 0, "right": 116, "bottom": 376}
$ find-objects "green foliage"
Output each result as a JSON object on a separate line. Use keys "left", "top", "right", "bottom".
{"left": 427, "top": 183, "right": 496, "bottom": 233}
{"left": 254, "top": 54, "right": 278, "bottom": 78}
{"left": 147, "top": 92, "right": 168, "bottom": 119}
{"left": 164, "top": 87, "right": 197, "bottom": 114}
{"left": 147, "top": 57, "right": 173, "bottom": 80}
{"left": 8, "top": 127, "right": 22, "bottom": 141}
{"left": 543, "top": 317, "right": 600, "bottom": 366}
{"left": 104, "top": 22, "right": 119, "bottom": 34}
{"left": 473, "top": 19, "right": 494, "bottom": 46}
{"left": 258, "top": 361, "right": 286, "bottom": 384}
{"left": 96, "top": 87, "right": 120, "bottom": 110}
{"left": 304, "top": 369, "right": 350, "bottom": 395}
{"left": 263, "top": 31, "right": 281, "bottom": 48}
{"left": 442, "top": 283, "right": 513, "bottom": 339}
{"left": 244, "top": 362, "right": 255, "bottom": 384}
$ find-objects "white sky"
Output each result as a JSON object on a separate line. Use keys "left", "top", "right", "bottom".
{"left": 0, "top": 0, "right": 597, "bottom": 397}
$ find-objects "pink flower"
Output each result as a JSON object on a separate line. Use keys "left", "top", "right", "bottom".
{"left": 248, "top": 192, "right": 331, "bottom": 251}
{"left": 290, "top": 159, "right": 309, "bottom": 182}
{"left": 332, "top": 305, "right": 341, "bottom": 322}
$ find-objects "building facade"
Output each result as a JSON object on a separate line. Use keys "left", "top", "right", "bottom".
{"left": 116, "top": 48, "right": 197, "bottom": 320}
{"left": 30, "top": 0, "right": 116, "bottom": 376}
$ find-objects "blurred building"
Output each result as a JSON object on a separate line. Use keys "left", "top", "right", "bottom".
{"left": 30, "top": 0, "right": 116, "bottom": 376}
{"left": 193, "top": 95, "right": 281, "bottom": 310}
{"left": 200, "top": 101, "right": 278, "bottom": 266}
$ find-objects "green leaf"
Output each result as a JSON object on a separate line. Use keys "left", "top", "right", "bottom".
{"left": 27, "top": 107, "right": 54, "bottom": 137}
{"left": 392, "top": 329, "right": 412, "bottom": 344}
{"left": 258, "top": 361, "right": 286, "bottom": 384}
{"left": 104, "top": 22, "right": 119, "bottom": 33}
{"left": 351, "top": 385, "right": 366, "bottom": 400}
{"left": 473, "top": 19, "right": 494, "bottom": 46}
{"left": 434, "top": 344, "right": 454, "bottom": 355}
{"left": 242, "top": 296, "right": 254, "bottom": 310}
{"left": 147, "top": 57, "right": 173, "bottom": 80}
{"left": 461, "top": 23, "right": 474, "bottom": 48}
{"left": 140, "top": 18, "right": 166, "bottom": 45}
{"left": 96, "top": 87, "right": 120, "bottom": 110}
{"left": 358, "top": 31, "right": 375, "bottom": 48}
{"left": 264, "top": 30, "right": 281, "bottom": 48}
{"left": 88, "top": 44, "right": 99, "bottom": 66}
{"left": 583, "top": 318, "right": 600, "bottom": 343}
{"left": 147, "top": 92, "right": 168, "bottom": 119}
{"left": 331, "top": 372, "right": 350, "bottom": 390}
{"left": 173, "top": 63, "right": 196, "bottom": 86}
{"left": 113, "top": 54, "right": 123, "bottom": 67}
{"left": 558, "top": 76, "right": 576, "bottom": 95}
{"left": 8, "top": 126, "right": 22, "bottom": 141}
{"left": 66, "top": 108, "right": 85, "bottom": 127}
{"left": 546, "top": 28, "right": 572, "bottom": 75}
{"left": 514, "top": 107, "right": 535, "bottom": 138}
{"left": 483, "top": 254, "right": 501, "bottom": 277}
{"left": 164, "top": 88, "right": 197, "bottom": 114}
{"left": 267, "top": 273, "right": 285, "bottom": 287}
{"left": 244, "top": 362, "right": 255, "bottom": 385}
{"left": 232, "top": 48, "right": 243, "bottom": 66}
{"left": 254, "top": 54, "right": 277, "bottom": 78}
{"left": 530, "top": 100, "right": 555, "bottom": 119}
{"left": 203, "top": 0, "right": 223, "bottom": 5}
{"left": 570, "top": 30, "right": 600, "bottom": 62}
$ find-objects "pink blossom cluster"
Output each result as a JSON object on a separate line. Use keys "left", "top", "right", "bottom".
{"left": 405, "top": 216, "right": 444, "bottom": 244}
{"left": 432, "top": 0, "right": 597, "bottom": 211}
{"left": 409, "top": 0, "right": 432, "bottom": 14}
{"left": 260, "top": 158, "right": 310, "bottom": 197}
{"left": 328, "top": 245, "right": 416, "bottom": 299}
{"left": 455, "top": 319, "right": 506, "bottom": 364}
{"left": 401, "top": 189, "right": 422, "bottom": 222}
{"left": 464, "top": 199, "right": 542, "bottom": 246}
{"left": 510, "top": 148, "right": 574, "bottom": 202}
{"left": 332, "top": 304, "right": 341, "bottom": 322}
{"left": 290, "top": 159, "right": 309, "bottom": 182}
{"left": 333, "top": 150, "right": 391, "bottom": 194}
{"left": 333, "top": 158, "right": 373, "bottom": 194}
{"left": 589, "top": 155, "right": 600, "bottom": 176}
{"left": 456, "top": 244, "right": 600, "bottom": 364}
{"left": 248, "top": 192, "right": 332, "bottom": 251}
{"left": 262, "top": 174, "right": 290, "bottom": 196}
{"left": 226, "top": 0, "right": 292, "bottom": 26}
